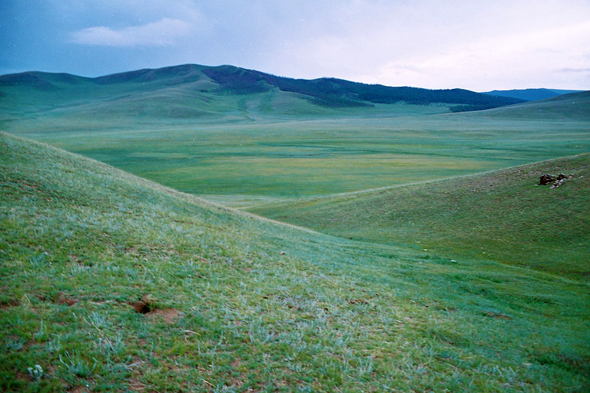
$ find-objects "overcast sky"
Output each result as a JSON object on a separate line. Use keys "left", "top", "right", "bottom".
{"left": 1, "top": 0, "right": 589, "bottom": 91}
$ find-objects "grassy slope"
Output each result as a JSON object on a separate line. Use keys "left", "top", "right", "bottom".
{"left": 2, "top": 69, "right": 588, "bottom": 204}
{"left": 2, "top": 132, "right": 589, "bottom": 391}
{"left": 2, "top": 93, "right": 589, "bottom": 203}
{"left": 477, "top": 91, "right": 590, "bottom": 121}
{"left": 484, "top": 89, "right": 582, "bottom": 102}
{"left": 249, "top": 153, "right": 590, "bottom": 280}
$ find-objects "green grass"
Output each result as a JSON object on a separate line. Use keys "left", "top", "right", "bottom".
{"left": 5, "top": 113, "right": 590, "bottom": 203}
{"left": 1, "top": 71, "right": 589, "bottom": 391}
{"left": 249, "top": 153, "right": 590, "bottom": 280}
{"left": 2, "top": 132, "right": 590, "bottom": 391}
{"left": 480, "top": 91, "right": 590, "bottom": 121}
{"left": 2, "top": 73, "right": 589, "bottom": 203}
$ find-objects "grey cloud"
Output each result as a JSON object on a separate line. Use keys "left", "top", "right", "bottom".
{"left": 70, "top": 18, "right": 194, "bottom": 47}
{"left": 2, "top": 0, "right": 590, "bottom": 90}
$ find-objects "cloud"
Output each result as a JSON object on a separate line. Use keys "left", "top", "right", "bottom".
{"left": 261, "top": 1, "right": 590, "bottom": 90}
{"left": 4, "top": 0, "right": 590, "bottom": 89}
{"left": 561, "top": 68, "right": 590, "bottom": 73}
{"left": 70, "top": 18, "right": 193, "bottom": 47}
{"left": 363, "top": 21, "right": 590, "bottom": 90}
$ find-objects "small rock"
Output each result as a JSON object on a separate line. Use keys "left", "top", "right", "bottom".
{"left": 539, "top": 174, "right": 556, "bottom": 185}
{"left": 550, "top": 178, "right": 565, "bottom": 189}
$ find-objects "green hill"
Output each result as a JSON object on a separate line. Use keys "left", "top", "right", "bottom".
{"left": 474, "top": 91, "right": 590, "bottom": 121}
{"left": 249, "top": 153, "right": 590, "bottom": 280}
{"left": 2, "top": 132, "right": 589, "bottom": 391}
{"left": 0, "top": 64, "right": 522, "bottom": 118}
{"left": 484, "top": 88, "right": 582, "bottom": 102}
{"left": 1, "top": 72, "right": 588, "bottom": 203}
{"left": 1, "top": 66, "right": 588, "bottom": 205}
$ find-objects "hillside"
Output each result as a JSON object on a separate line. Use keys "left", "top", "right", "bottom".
{"left": 474, "top": 90, "right": 590, "bottom": 121}
{"left": 1, "top": 65, "right": 588, "bottom": 205}
{"left": 200, "top": 65, "right": 523, "bottom": 110}
{"left": 1, "top": 74, "right": 588, "bottom": 202}
{"left": 249, "top": 153, "right": 590, "bottom": 280}
{"left": 484, "top": 88, "right": 582, "bottom": 102}
{"left": 2, "top": 132, "right": 589, "bottom": 391}
{"left": 0, "top": 64, "right": 522, "bottom": 121}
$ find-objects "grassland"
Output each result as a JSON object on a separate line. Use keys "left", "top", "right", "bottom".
{"left": 249, "top": 153, "right": 590, "bottom": 280}
{"left": 2, "top": 69, "right": 589, "bottom": 205}
{"left": 1, "top": 66, "right": 589, "bottom": 391}
{"left": 2, "top": 98, "right": 589, "bottom": 205}
{"left": 2, "top": 132, "right": 590, "bottom": 392}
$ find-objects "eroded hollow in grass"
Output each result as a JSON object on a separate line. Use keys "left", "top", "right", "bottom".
{"left": 131, "top": 295, "right": 153, "bottom": 314}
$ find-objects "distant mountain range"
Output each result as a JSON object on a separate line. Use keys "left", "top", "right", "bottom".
{"left": 0, "top": 64, "right": 524, "bottom": 113}
{"left": 484, "top": 88, "right": 583, "bottom": 102}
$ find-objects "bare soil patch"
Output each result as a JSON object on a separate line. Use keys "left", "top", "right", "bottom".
{"left": 145, "top": 308, "right": 182, "bottom": 323}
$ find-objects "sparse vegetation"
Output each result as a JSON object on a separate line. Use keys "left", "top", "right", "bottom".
{"left": 1, "top": 65, "right": 589, "bottom": 391}
{"left": 1, "top": 131, "right": 589, "bottom": 391}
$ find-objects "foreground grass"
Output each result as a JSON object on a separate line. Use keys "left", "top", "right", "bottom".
{"left": 1, "top": 132, "right": 590, "bottom": 392}
{"left": 249, "top": 153, "right": 590, "bottom": 281}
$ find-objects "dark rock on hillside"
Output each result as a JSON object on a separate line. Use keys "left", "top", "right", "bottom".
{"left": 539, "top": 174, "right": 557, "bottom": 185}
{"left": 540, "top": 173, "right": 570, "bottom": 188}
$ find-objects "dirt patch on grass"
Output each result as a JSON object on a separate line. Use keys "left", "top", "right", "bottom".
{"left": 131, "top": 294, "right": 154, "bottom": 314}
{"left": 483, "top": 310, "right": 512, "bottom": 320}
{"left": 57, "top": 292, "right": 79, "bottom": 306}
{"left": 130, "top": 295, "right": 182, "bottom": 323}
{"left": 145, "top": 308, "right": 182, "bottom": 323}
{"left": 131, "top": 300, "right": 151, "bottom": 314}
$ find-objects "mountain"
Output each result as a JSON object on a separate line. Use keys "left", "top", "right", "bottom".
{"left": 484, "top": 88, "right": 582, "bottom": 102}
{"left": 199, "top": 65, "right": 524, "bottom": 110}
{"left": 0, "top": 64, "right": 523, "bottom": 115}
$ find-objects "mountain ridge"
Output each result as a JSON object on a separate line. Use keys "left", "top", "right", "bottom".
{"left": 475, "top": 90, "right": 590, "bottom": 120}
{"left": 0, "top": 63, "right": 524, "bottom": 111}
{"left": 484, "top": 88, "right": 583, "bottom": 102}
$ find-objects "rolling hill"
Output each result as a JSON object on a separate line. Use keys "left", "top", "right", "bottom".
{"left": 473, "top": 90, "right": 590, "bottom": 121}
{"left": 1, "top": 131, "right": 589, "bottom": 391}
{"left": 249, "top": 153, "right": 590, "bottom": 280}
{"left": 0, "top": 64, "right": 523, "bottom": 118}
{"left": 484, "top": 88, "right": 583, "bottom": 102}
{"left": 1, "top": 64, "right": 588, "bottom": 203}
{"left": 1, "top": 64, "right": 589, "bottom": 391}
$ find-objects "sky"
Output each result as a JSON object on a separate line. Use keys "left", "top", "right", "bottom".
{"left": 1, "top": 0, "right": 589, "bottom": 91}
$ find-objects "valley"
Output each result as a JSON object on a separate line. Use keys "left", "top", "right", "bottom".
{"left": 1, "top": 65, "right": 589, "bottom": 392}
